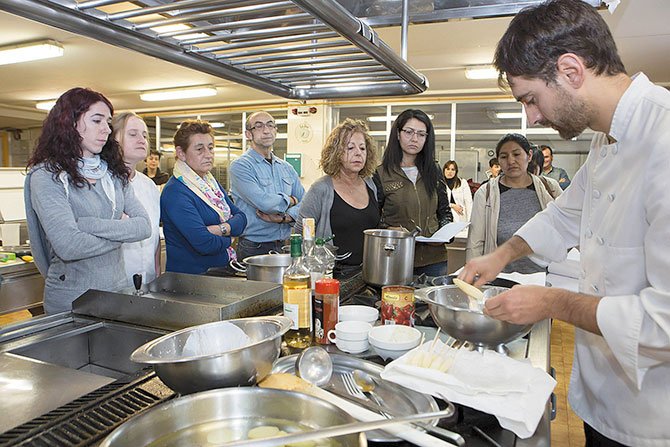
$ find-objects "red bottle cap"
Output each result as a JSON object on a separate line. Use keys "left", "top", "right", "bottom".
{"left": 315, "top": 278, "right": 340, "bottom": 294}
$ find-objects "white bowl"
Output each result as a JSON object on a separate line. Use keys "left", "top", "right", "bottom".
{"left": 368, "top": 325, "right": 422, "bottom": 360}
{"left": 339, "top": 305, "right": 379, "bottom": 325}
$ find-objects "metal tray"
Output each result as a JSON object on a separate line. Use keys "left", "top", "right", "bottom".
{"left": 273, "top": 353, "right": 439, "bottom": 443}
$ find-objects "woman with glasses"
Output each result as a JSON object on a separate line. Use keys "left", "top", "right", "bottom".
{"left": 161, "top": 120, "right": 247, "bottom": 274}
{"left": 373, "top": 109, "right": 453, "bottom": 277}
{"left": 466, "top": 133, "right": 555, "bottom": 273}
{"left": 296, "top": 118, "right": 380, "bottom": 267}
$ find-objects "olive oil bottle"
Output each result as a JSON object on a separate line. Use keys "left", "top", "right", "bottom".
{"left": 283, "top": 234, "right": 312, "bottom": 348}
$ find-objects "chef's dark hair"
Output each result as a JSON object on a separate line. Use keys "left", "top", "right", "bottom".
{"left": 495, "top": 133, "right": 532, "bottom": 157}
{"left": 493, "top": 0, "right": 626, "bottom": 87}
{"left": 381, "top": 109, "right": 440, "bottom": 197}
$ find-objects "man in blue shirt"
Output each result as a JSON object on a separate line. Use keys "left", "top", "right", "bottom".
{"left": 541, "top": 145, "right": 571, "bottom": 189}
{"left": 230, "top": 111, "right": 305, "bottom": 259}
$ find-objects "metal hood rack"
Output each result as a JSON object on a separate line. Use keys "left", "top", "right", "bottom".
{"left": 0, "top": 0, "right": 428, "bottom": 99}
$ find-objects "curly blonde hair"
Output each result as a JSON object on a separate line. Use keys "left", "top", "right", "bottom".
{"left": 320, "top": 118, "right": 377, "bottom": 178}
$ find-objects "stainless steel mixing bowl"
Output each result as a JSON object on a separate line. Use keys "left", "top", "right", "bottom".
{"left": 99, "top": 387, "right": 367, "bottom": 447}
{"left": 131, "top": 316, "right": 291, "bottom": 394}
{"left": 414, "top": 285, "right": 531, "bottom": 352}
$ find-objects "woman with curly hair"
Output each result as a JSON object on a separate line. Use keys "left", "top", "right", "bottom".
{"left": 296, "top": 118, "right": 379, "bottom": 266}
{"left": 24, "top": 87, "right": 151, "bottom": 314}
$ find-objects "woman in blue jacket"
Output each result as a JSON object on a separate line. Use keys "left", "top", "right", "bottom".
{"left": 161, "top": 120, "right": 246, "bottom": 274}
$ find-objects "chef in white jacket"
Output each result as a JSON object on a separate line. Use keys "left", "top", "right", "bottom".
{"left": 459, "top": 1, "right": 670, "bottom": 446}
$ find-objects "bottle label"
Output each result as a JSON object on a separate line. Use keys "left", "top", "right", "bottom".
{"left": 284, "top": 288, "right": 312, "bottom": 330}
{"left": 283, "top": 302, "right": 299, "bottom": 330}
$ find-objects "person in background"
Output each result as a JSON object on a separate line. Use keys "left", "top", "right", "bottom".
{"left": 467, "top": 133, "right": 554, "bottom": 274}
{"left": 373, "top": 109, "right": 453, "bottom": 277}
{"left": 442, "top": 160, "right": 473, "bottom": 225}
{"left": 296, "top": 118, "right": 380, "bottom": 266}
{"left": 541, "top": 144, "right": 571, "bottom": 189}
{"left": 24, "top": 87, "right": 151, "bottom": 314}
{"left": 112, "top": 112, "right": 161, "bottom": 285}
{"left": 143, "top": 149, "right": 169, "bottom": 187}
{"left": 529, "top": 146, "right": 561, "bottom": 197}
{"left": 161, "top": 120, "right": 246, "bottom": 274}
{"left": 485, "top": 157, "right": 501, "bottom": 180}
{"left": 230, "top": 111, "right": 304, "bottom": 259}
{"left": 460, "top": 0, "right": 670, "bottom": 444}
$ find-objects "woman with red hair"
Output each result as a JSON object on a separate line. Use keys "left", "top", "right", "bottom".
{"left": 25, "top": 87, "right": 151, "bottom": 314}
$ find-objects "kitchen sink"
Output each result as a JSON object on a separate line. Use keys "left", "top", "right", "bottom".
{"left": 9, "top": 320, "right": 166, "bottom": 379}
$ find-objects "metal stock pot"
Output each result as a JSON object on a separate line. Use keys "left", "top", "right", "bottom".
{"left": 230, "top": 254, "right": 291, "bottom": 283}
{"left": 362, "top": 229, "right": 417, "bottom": 286}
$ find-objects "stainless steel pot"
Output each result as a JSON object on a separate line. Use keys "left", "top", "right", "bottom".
{"left": 362, "top": 229, "right": 418, "bottom": 286}
{"left": 230, "top": 254, "right": 291, "bottom": 283}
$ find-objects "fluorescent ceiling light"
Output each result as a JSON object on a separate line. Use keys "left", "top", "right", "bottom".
{"left": 495, "top": 112, "right": 523, "bottom": 119}
{"left": 210, "top": 122, "right": 225, "bottom": 128}
{"left": 150, "top": 24, "right": 208, "bottom": 40}
{"left": 36, "top": 100, "right": 57, "bottom": 111}
{"left": 0, "top": 40, "right": 64, "bottom": 66}
{"left": 140, "top": 85, "right": 217, "bottom": 102}
{"left": 465, "top": 65, "right": 498, "bottom": 80}
{"left": 367, "top": 114, "right": 434, "bottom": 122}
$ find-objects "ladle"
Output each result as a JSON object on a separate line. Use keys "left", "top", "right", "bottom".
{"left": 295, "top": 346, "right": 464, "bottom": 446}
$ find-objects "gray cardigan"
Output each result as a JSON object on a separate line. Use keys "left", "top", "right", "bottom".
{"left": 295, "top": 175, "right": 378, "bottom": 238}
{"left": 25, "top": 166, "right": 151, "bottom": 314}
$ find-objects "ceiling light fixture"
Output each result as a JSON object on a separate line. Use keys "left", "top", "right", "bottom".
{"left": 209, "top": 122, "right": 225, "bottom": 128}
{"left": 140, "top": 85, "right": 217, "bottom": 102}
{"left": 367, "top": 114, "right": 434, "bottom": 122}
{"left": 35, "top": 100, "right": 57, "bottom": 111}
{"left": 495, "top": 112, "right": 523, "bottom": 119}
{"left": 465, "top": 65, "right": 498, "bottom": 80}
{"left": 0, "top": 39, "right": 64, "bottom": 66}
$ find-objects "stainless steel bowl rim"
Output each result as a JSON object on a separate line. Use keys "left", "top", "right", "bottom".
{"left": 415, "top": 285, "right": 491, "bottom": 315}
{"left": 130, "top": 316, "right": 291, "bottom": 364}
{"left": 243, "top": 253, "right": 291, "bottom": 266}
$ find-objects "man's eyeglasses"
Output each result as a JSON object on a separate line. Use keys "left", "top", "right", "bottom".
{"left": 400, "top": 128, "right": 428, "bottom": 139}
{"left": 248, "top": 121, "right": 276, "bottom": 131}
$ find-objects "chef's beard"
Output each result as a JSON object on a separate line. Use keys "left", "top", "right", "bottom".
{"left": 540, "top": 85, "right": 593, "bottom": 140}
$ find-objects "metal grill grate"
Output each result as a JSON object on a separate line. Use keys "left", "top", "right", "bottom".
{"left": 0, "top": 0, "right": 428, "bottom": 99}
{"left": 0, "top": 371, "right": 175, "bottom": 447}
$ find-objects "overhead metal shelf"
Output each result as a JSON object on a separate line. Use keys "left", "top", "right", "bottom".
{"left": 0, "top": 0, "right": 429, "bottom": 99}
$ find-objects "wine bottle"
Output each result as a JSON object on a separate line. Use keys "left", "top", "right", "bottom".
{"left": 282, "top": 234, "right": 312, "bottom": 348}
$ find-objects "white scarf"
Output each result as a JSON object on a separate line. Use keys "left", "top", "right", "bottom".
{"left": 58, "top": 155, "right": 117, "bottom": 217}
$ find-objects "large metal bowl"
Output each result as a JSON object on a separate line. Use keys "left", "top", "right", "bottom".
{"left": 99, "top": 387, "right": 367, "bottom": 447}
{"left": 415, "top": 285, "right": 531, "bottom": 352}
{"left": 131, "top": 316, "right": 291, "bottom": 394}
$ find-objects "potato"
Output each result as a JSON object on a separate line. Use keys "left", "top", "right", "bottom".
{"left": 206, "top": 428, "right": 235, "bottom": 444}
{"left": 248, "top": 425, "right": 280, "bottom": 439}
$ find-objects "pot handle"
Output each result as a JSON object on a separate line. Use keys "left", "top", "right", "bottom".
{"left": 383, "top": 244, "right": 396, "bottom": 252}
{"left": 229, "top": 260, "right": 247, "bottom": 273}
{"left": 410, "top": 225, "right": 422, "bottom": 237}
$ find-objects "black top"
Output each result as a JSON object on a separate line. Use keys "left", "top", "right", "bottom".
{"left": 330, "top": 186, "right": 380, "bottom": 266}
{"left": 143, "top": 168, "right": 169, "bottom": 186}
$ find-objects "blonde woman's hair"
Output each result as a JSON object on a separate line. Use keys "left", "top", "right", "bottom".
{"left": 320, "top": 118, "right": 377, "bottom": 178}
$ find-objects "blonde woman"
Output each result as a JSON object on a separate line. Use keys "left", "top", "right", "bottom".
{"left": 112, "top": 112, "right": 161, "bottom": 285}
{"left": 295, "top": 118, "right": 379, "bottom": 266}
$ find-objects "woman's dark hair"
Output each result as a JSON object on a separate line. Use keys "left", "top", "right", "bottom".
{"left": 489, "top": 157, "right": 500, "bottom": 168}
{"left": 28, "top": 87, "right": 128, "bottom": 188}
{"left": 493, "top": 0, "right": 626, "bottom": 87}
{"left": 495, "top": 133, "right": 533, "bottom": 157}
{"left": 528, "top": 146, "right": 545, "bottom": 175}
{"left": 381, "top": 109, "right": 440, "bottom": 197}
{"left": 442, "top": 160, "right": 461, "bottom": 190}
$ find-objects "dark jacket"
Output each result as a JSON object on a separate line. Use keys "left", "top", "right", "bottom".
{"left": 373, "top": 165, "right": 453, "bottom": 267}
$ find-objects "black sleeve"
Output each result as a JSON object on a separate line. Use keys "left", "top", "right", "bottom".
{"left": 372, "top": 171, "right": 389, "bottom": 229}
{"left": 436, "top": 178, "right": 453, "bottom": 227}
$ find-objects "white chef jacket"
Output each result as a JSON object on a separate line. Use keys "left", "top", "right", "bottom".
{"left": 516, "top": 73, "right": 670, "bottom": 446}
{"left": 121, "top": 172, "right": 161, "bottom": 287}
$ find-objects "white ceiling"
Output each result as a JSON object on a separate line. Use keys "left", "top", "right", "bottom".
{"left": 0, "top": 0, "right": 668, "bottom": 130}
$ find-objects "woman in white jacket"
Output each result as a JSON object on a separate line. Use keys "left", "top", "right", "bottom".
{"left": 442, "top": 160, "right": 473, "bottom": 224}
{"left": 466, "top": 134, "right": 555, "bottom": 274}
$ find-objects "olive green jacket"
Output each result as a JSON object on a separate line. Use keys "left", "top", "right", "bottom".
{"left": 373, "top": 165, "right": 452, "bottom": 268}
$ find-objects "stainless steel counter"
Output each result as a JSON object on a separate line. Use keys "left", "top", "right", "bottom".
{"left": 0, "top": 259, "right": 43, "bottom": 314}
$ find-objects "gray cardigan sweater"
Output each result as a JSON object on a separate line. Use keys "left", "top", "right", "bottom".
{"left": 295, "top": 175, "right": 378, "bottom": 238}
{"left": 25, "top": 166, "right": 151, "bottom": 314}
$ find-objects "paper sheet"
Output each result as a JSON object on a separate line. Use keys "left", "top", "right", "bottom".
{"left": 415, "top": 222, "right": 469, "bottom": 243}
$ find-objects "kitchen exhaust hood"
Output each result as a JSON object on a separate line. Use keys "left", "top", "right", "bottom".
{"left": 0, "top": 1, "right": 602, "bottom": 100}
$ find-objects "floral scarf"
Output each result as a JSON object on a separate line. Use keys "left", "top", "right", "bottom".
{"left": 173, "top": 159, "right": 236, "bottom": 261}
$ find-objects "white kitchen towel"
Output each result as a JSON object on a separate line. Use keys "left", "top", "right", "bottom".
{"left": 381, "top": 341, "right": 556, "bottom": 439}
